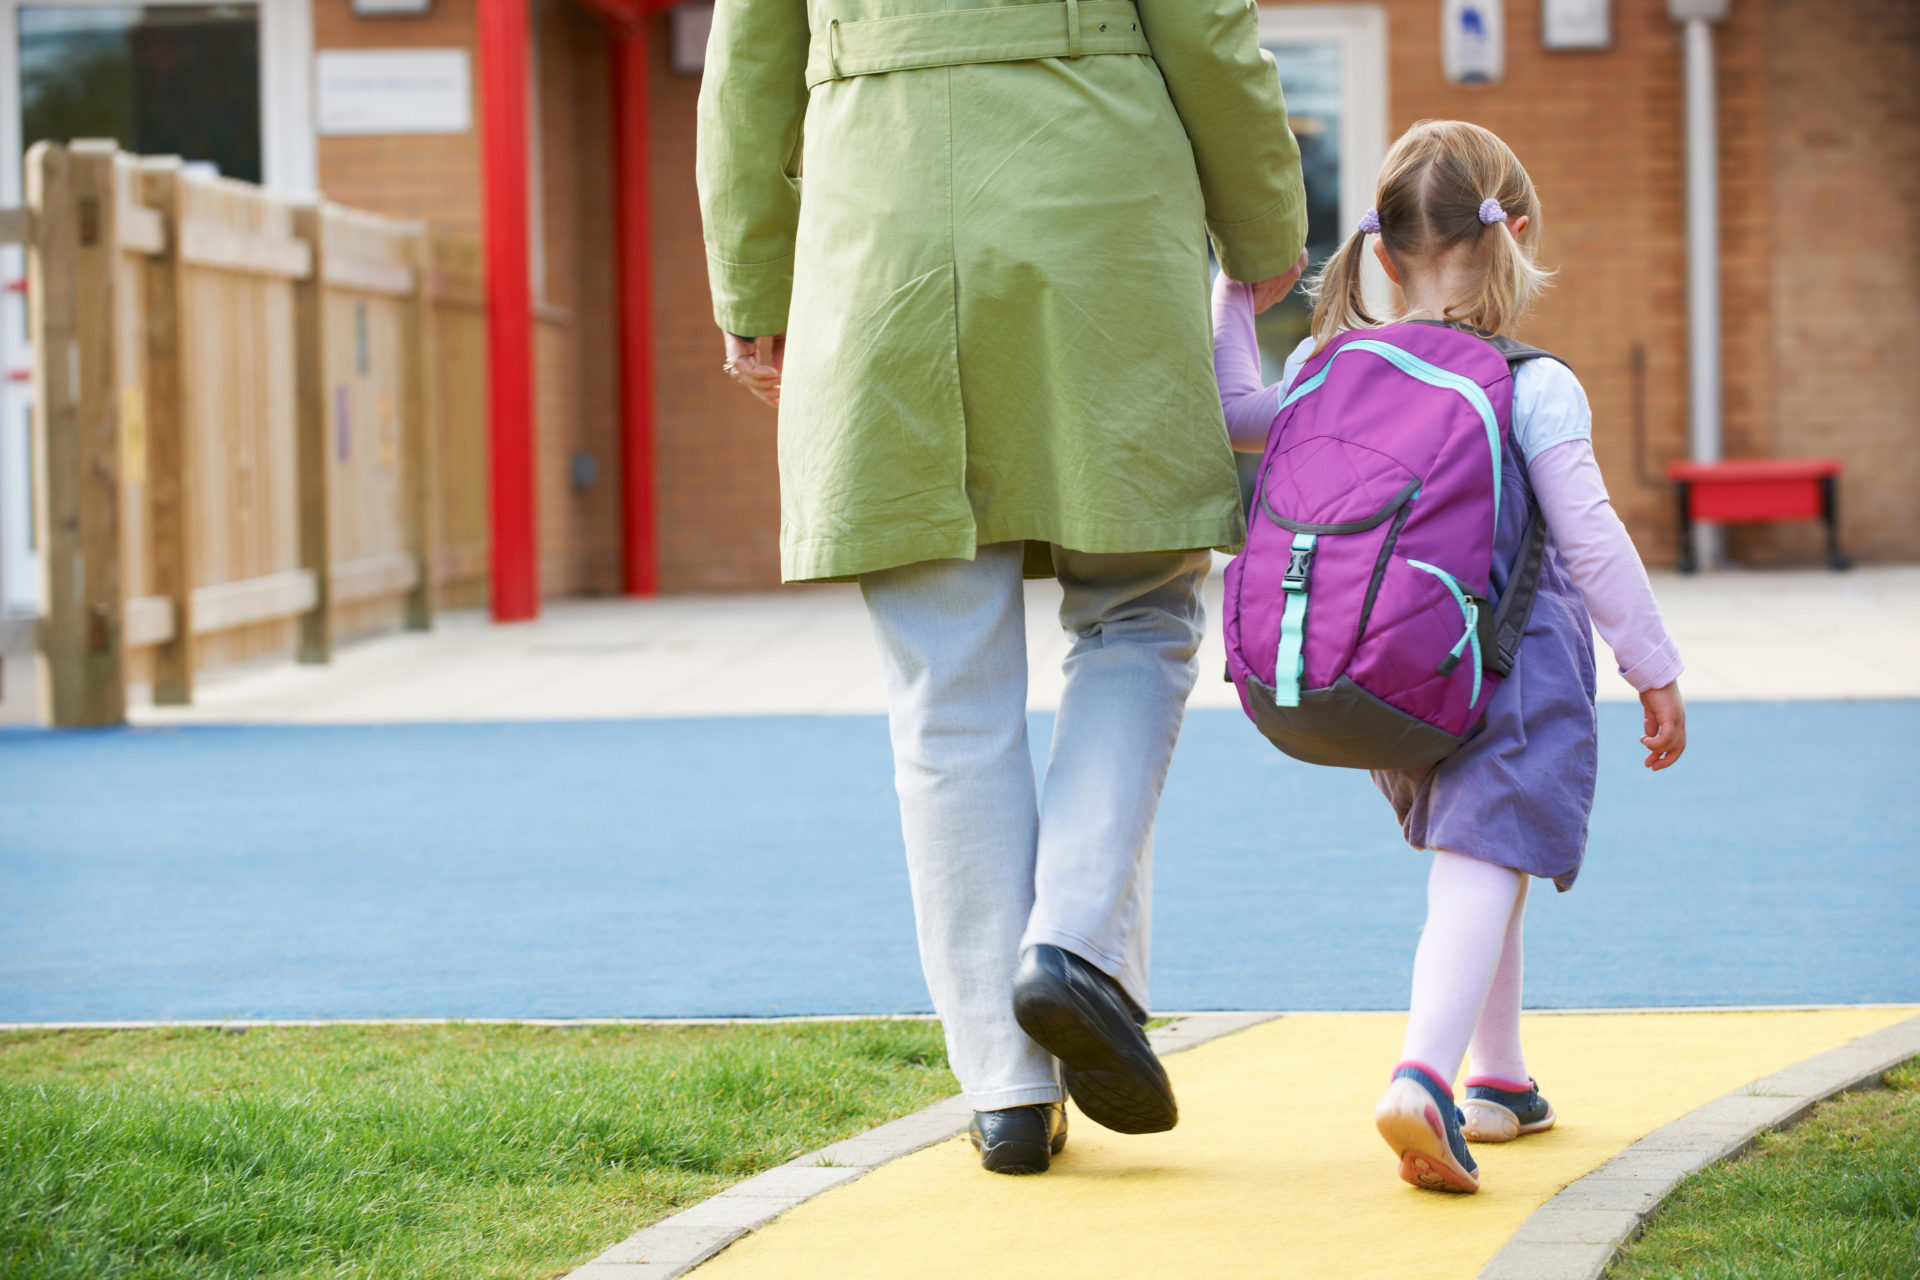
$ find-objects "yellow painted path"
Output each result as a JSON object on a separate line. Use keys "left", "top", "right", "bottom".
{"left": 697, "top": 1008, "right": 1912, "bottom": 1280}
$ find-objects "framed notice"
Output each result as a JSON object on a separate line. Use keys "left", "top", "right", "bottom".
{"left": 1542, "top": 0, "right": 1611, "bottom": 50}
{"left": 316, "top": 49, "right": 472, "bottom": 136}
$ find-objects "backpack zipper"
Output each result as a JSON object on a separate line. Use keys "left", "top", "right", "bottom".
{"left": 1406, "top": 559, "right": 1483, "bottom": 705}
{"left": 1277, "top": 338, "right": 1503, "bottom": 530}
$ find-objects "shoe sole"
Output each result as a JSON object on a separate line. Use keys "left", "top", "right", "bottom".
{"left": 1013, "top": 971, "right": 1177, "bottom": 1135}
{"left": 1375, "top": 1078, "right": 1480, "bottom": 1193}
{"left": 1462, "top": 1098, "right": 1556, "bottom": 1143}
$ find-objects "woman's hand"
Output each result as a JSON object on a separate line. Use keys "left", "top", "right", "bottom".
{"left": 1250, "top": 250, "right": 1311, "bottom": 314}
{"left": 1638, "top": 680, "right": 1686, "bottom": 771}
{"left": 723, "top": 332, "right": 785, "bottom": 408}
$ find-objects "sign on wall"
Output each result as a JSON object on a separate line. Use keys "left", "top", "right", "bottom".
{"left": 1442, "top": 0, "right": 1505, "bottom": 84}
{"left": 316, "top": 49, "right": 471, "bottom": 136}
{"left": 1543, "top": 0, "right": 1611, "bottom": 50}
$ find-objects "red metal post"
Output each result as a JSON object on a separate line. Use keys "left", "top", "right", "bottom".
{"left": 613, "top": 21, "right": 658, "bottom": 596}
{"left": 477, "top": 0, "right": 540, "bottom": 620}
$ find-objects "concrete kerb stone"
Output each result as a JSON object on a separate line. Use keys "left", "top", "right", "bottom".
{"left": 561, "top": 1011, "right": 1281, "bottom": 1280}
{"left": 1478, "top": 1242, "right": 1623, "bottom": 1280}
{"left": 1476, "top": 1011, "right": 1920, "bottom": 1280}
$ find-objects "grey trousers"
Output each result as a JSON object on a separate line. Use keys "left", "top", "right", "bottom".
{"left": 860, "top": 542, "right": 1209, "bottom": 1109}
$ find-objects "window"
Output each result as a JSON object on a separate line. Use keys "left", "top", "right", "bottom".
{"left": 20, "top": 4, "right": 262, "bottom": 181}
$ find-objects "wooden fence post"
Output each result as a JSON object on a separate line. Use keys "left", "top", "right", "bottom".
{"left": 28, "top": 140, "right": 126, "bottom": 727}
{"left": 138, "top": 158, "right": 194, "bottom": 704}
{"left": 404, "top": 225, "right": 439, "bottom": 630}
{"left": 291, "top": 200, "right": 332, "bottom": 663}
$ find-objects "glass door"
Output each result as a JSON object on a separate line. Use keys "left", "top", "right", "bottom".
{"left": 19, "top": 4, "right": 263, "bottom": 180}
{"left": 1255, "top": 3, "right": 1390, "bottom": 379}
{"left": 1226, "top": 4, "right": 1386, "bottom": 507}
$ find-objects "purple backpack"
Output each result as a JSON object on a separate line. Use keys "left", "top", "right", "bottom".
{"left": 1222, "top": 321, "right": 1555, "bottom": 770}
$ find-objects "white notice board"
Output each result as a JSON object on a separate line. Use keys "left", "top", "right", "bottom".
{"left": 316, "top": 49, "right": 472, "bottom": 136}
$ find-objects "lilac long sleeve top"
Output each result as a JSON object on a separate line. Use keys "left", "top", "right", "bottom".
{"left": 1212, "top": 275, "right": 1683, "bottom": 692}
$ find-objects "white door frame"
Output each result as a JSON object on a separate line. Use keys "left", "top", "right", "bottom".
{"left": 1258, "top": 3, "right": 1391, "bottom": 311}
{"left": 0, "top": 0, "right": 316, "bottom": 616}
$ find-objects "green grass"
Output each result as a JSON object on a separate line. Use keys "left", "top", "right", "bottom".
{"left": 1610, "top": 1057, "right": 1920, "bottom": 1280}
{"left": 0, "top": 1021, "right": 956, "bottom": 1280}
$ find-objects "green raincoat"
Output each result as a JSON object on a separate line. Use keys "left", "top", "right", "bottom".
{"left": 697, "top": 0, "right": 1307, "bottom": 583}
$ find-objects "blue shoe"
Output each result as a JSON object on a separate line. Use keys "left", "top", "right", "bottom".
{"left": 1374, "top": 1061, "right": 1480, "bottom": 1193}
{"left": 1462, "top": 1075, "right": 1556, "bottom": 1143}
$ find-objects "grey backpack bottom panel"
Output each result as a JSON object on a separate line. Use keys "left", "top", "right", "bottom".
{"left": 1244, "top": 674, "right": 1463, "bottom": 771}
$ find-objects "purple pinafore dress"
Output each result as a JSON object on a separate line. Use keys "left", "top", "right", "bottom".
{"left": 1370, "top": 386, "right": 1599, "bottom": 890}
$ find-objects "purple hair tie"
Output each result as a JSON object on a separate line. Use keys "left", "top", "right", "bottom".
{"left": 1478, "top": 198, "right": 1508, "bottom": 226}
{"left": 1357, "top": 208, "right": 1381, "bottom": 235}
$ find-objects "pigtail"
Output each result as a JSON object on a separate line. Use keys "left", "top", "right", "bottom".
{"left": 1445, "top": 197, "right": 1554, "bottom": 337}
{"left": 1306, "top": 225, "right": 1377, "bottom": 354}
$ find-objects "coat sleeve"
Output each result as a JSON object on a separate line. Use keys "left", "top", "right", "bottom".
{"left": 1135, "top": 0, "right": 1308, "bottom": 283}
{"left": 695, "top": 0, "right": 811, "bottom": 337}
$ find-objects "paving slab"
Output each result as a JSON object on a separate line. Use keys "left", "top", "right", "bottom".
{"left": 70, "top": 565, "right": 1917, "bottom": 728}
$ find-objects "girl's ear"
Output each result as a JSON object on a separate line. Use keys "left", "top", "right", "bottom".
{"left": 1372, "top": 240, "right": 1402, "bottom": 285}
{"left": 1509, "top": 213, "right": 1531, "bottom": 238}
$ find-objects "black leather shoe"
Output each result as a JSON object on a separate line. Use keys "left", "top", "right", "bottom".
{"left": 1012, "top": 944, "right": 1177, "bottom": 1134}
{"left": 969, "top": 1102, "right": 1068, "bottom": 1174}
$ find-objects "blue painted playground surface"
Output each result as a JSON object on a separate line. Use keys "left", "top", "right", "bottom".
{"left": 1, "top": 700, "right": 1915, "bottom": 1021}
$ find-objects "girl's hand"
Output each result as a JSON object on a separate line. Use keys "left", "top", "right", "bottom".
{"left": 723, "top": 332, "right": 785, "bottom": 408}
{"left": 1638, "top": 681, "right": 1686, "bottom": 771}
{"left": 1250, "top": 250, "right": 1312, "bottom": 314}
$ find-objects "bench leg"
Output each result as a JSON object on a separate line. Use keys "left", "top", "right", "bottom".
{"left": 1675, "top": 481, "right": 1697, "bottom": 574}
{"left": 1821, "top": 475, "right": 1852, "bottom": 571}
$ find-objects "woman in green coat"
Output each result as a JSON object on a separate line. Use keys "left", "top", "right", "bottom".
{"left": 699, "top": 0, "right": 1307, "bottom": 1173}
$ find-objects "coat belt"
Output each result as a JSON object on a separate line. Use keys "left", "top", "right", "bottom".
{"left": 806, "top": 0, "right": 1152, "bottom": 89}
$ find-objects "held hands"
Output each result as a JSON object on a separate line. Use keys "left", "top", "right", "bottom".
{"left": 1249, "top": 250, "right": 1312, "bottom": 315}
{"left": 723, "top": 332, "right": 785, "bottom": 408}
{"left": 1638, "top": 680, "right": 1687, "bottom": 771}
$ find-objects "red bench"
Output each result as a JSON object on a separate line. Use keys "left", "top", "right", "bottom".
{"left": 1666, "top": 458, "right": 1850, "bottom": 573}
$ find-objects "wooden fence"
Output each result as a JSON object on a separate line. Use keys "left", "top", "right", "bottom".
{"left": 7, "top": 141, "right": 491, "bottom": 726}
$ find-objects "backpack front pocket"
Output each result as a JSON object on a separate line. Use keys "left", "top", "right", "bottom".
{"left": 1236, "top": 464, "right": 1420, "bottom": 700}
{"left": 1348, "top": 555, "right": 1490, "bottom": 737}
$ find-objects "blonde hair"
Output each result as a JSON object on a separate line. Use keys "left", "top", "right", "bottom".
{"left": 1307, "top": 120, "right": 1552, "bottom": 350}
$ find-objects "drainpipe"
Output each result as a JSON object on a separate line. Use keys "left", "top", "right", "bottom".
{"left": 1670, "top": 0, "right": 1730, "bottom": 570}
{"left": 477, "top": 0, "right": 541, "bottom": 620}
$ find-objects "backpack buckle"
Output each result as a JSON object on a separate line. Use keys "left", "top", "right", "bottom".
{"left": 1282, "top": 545, "right": 1315, "bottom": 590}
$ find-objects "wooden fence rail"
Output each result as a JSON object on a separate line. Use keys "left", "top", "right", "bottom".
{"left": 8, "top": 141, "right": 490, "bottom": 727}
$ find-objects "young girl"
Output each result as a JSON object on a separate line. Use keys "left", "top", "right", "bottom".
{"left": 1212, "top": 120, "right": 1688, "bottom": 1194}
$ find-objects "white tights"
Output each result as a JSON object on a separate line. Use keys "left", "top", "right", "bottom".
{"left": 1400, "top": 849, "right": 1532, "bottom": 1088}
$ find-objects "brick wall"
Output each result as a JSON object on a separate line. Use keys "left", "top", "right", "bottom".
{"left": 314, "top": 0, "right": 623, "bottom": 598}
{"left": 1763, "top": 0, "right": 1920, "bottom": 565}
{"left": 648, "top": 15, "right": 784, "bottom": 591}
{"left": 643, "top": 0, "right": 1774, "bottom": 588}
{"left": 1277, "top": 0, "right": 1777, "bottom": 569}
{"left": 533, "top": 0, "right": 623, "bottom": 595}
{"left": 312, "top": 0, "right": 484, "bottom": 240}
{"left": 328, "top": 0, "right": 1913, "bottom": 595}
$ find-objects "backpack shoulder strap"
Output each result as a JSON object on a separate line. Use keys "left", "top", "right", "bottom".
{"left": 1480, "top": 334, "right": 1564, "bottom": 677}
{"left": 1482, "top": 334, "right": 1568, "bottom": 371}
